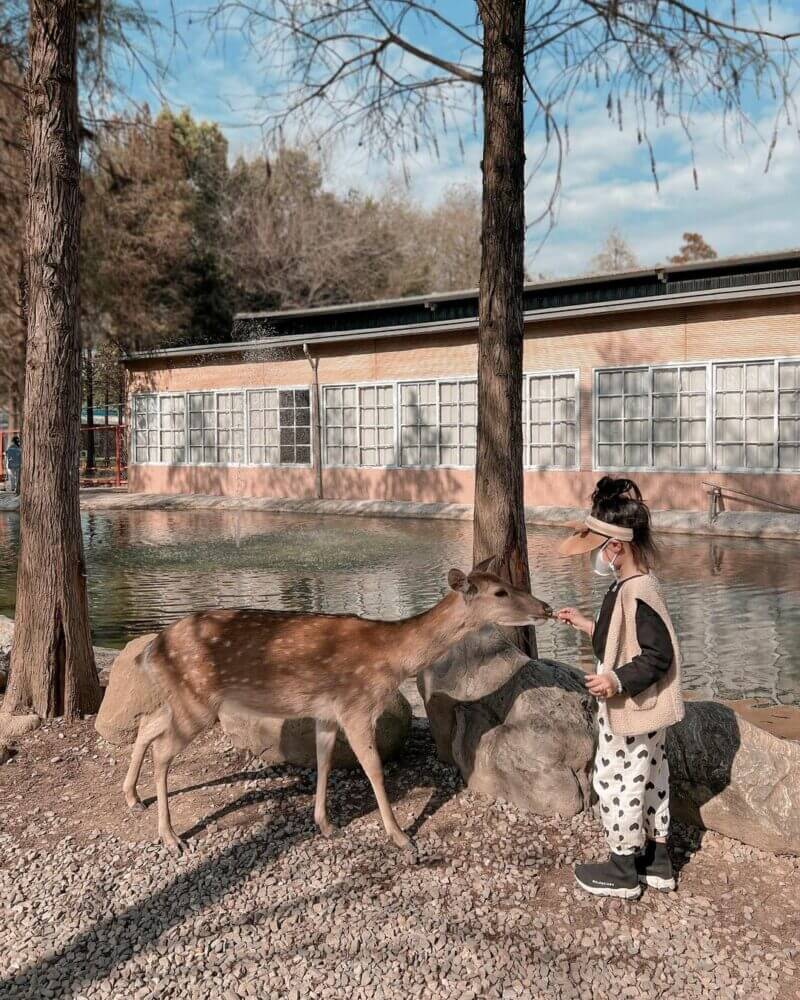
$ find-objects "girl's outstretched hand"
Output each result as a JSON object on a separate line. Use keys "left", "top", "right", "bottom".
{"left": 555, "top": 607, "right": 594, "bottom": 636}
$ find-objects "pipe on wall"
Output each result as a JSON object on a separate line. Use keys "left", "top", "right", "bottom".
{"left": 303, "top": 343, "right": 324, "bottom": 500}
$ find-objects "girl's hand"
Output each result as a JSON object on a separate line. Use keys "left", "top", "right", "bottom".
{"left": 555, "top": 607, "right": 594, "bottom": 636}
{"left": 585, "top": 673, "right": 618, "bottom": 700}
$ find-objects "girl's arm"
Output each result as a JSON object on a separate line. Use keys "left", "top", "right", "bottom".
{"left": 612, "top": 601, "right": 672, "bottom": 696}
{"left": 555, "top": 607, "right": 594, "bottom": 637}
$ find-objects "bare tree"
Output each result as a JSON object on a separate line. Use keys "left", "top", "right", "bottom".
{"left": 205, "top": 2, "right": 797, "bottom": 651}
{"left": 669, "top": 231, "right": 718, "bottom": 264}
{"left": 588, "top": 227, "right": 640, "bottom": 274}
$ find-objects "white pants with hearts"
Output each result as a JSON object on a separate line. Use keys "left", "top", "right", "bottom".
{"left": 594, "top": 704, "right": 670, "bottom": 855}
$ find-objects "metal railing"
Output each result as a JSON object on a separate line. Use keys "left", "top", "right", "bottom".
{"left": 703, "top": 481, "right": 800, "bottom": 523}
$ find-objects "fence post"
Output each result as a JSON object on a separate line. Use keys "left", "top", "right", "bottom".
{"left": 115, "top": 425, "right": 121, "bottom": 488}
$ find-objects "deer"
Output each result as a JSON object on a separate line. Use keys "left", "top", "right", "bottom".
{"left": 122, "top": 558, "right": 552, "bottom": 853}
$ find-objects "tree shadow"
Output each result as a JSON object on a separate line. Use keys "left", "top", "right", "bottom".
{"left": 0, "top": 725, "right": 453, "bottom": 1000}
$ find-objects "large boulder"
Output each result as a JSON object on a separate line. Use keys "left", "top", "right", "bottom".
{"left": 667, "top": 700, "right": 800, "bottom": 855}
{"left": 0, "top": 614, "right": 13, "bottom": 691}
{"left": 219, "top": 690, "right": 412, "bottom": 769}
{"left": 419, "top": 629, "right": 800, "bottom": 854}
{"left": 418, "top": 627, "right": 597, "bottom": 817}
{"left": 95, "top": 633, "right": 162, "bottom": 745}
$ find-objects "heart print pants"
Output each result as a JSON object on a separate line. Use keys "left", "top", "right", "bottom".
{"left": 594, "top": 704, "right": 670, "bottom": 855}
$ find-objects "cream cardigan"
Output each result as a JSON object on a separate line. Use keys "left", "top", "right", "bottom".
{"left": 599, "top": 573, "right": 685, "bottom": 736}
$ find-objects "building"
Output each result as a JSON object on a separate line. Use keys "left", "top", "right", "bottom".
{"left": 124, "top": 250, "right": 800, "bottom": 513}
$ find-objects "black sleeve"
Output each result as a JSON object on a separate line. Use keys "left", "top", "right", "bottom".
{"left": 613, "top": 600, "right": 673, "bottom": 697}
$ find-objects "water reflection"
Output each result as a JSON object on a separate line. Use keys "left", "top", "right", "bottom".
{"left": 0, "top": 509, "right": 798, "bottom": 705}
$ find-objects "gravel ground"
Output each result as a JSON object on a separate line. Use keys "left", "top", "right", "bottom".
{"left": 1, "top": 716, "right": 799, "bottom": 1000}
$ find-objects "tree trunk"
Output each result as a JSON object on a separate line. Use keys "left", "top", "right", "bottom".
{"left": 84, "top": 342, "right": 95, "bottom": 472}
{"left": 5, "top": 0, "right": 100, "bottom": 718}
{"left": 474, "top": 0, "right": 535, "bottom": 656}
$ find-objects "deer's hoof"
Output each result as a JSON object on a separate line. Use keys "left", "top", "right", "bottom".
{"left": 317, "top": 822, "right": 339, "bottom": 839}
{"left": 161, "top": 831, "right": 188, "bottom": 855}
{"left": 391, "top": 831, "right": 413, "bottom": 851}
{"left": 127, "top": 799, "right": 147, "bottom": 814}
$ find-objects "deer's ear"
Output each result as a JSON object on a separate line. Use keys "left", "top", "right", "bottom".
{"left": 473, "top": 555, "right": 499, "bottom": 575}
{"left": 448, "top": 568, "right": 470, "bottom": 593}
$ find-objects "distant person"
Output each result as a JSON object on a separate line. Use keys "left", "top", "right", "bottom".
{"left": 555, "top": 476, "right": 684, "bottom": 899}
{"left": 5, "top": 435, "right": 21, "bottom": 494}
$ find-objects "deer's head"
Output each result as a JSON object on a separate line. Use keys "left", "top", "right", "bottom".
{"left": 447, "top": 557, "right": 552, "bottom": 627}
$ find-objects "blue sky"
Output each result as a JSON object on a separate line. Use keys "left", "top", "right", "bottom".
{"left": 122, "top": 1, "right": 800, "bottom": 278}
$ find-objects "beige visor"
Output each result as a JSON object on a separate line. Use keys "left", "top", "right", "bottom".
{"left": 557, "top": 514, "right": 634, "bottom": 556}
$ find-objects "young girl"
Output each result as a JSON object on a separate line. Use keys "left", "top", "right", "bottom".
{"left": 556, "top": 476, "right": 684, "bottom": 899}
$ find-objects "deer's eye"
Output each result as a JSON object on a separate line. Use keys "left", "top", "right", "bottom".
{"left": 494, "top": 589, "right": 508, "bottom": 598}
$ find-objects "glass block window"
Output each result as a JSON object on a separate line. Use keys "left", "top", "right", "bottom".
{"left": 188, "top": 392, "right": 217, "bottom": 464}
{"left": 216, "top": 392, "right": 245, "bottom": 463}
{"left": 323, "top": 385, "right": 358, "bottom": 466}
{"left": 439, "top": 379, "right": 477, "bottom": 466}
{"left": 323, "top": 384, "right": 395, "bottom": 466}
{"left": 652, "top": 366, "right": 707, "bottom": 469}
{"left": 359, "top": 384, "right": 395, "bottom": 466}
{"left": 778, "top": 361, "right": 800, "bottom": 471}
{"left": 248, "top": 388, "right": 310, "bottom": 465}
{"left": 596, "top": 368, "right": 650, "bottom": 467}
{"left": 523, "top": 372, "right": 578, "bottom": 468}
{"left": 248, "top": 389, "right": 280, "bottom": 465}
{"left": 158, "top": 395, "right": 186, "bottom": 464}
{"left": 132, "top": 394, "right": 159, "bottom": 463}
{"left": 278, "top": 388, "right": 311, "bottom": 465}
{"left": 400, "top": 381, "right": 438, "bottom": 466}
{"left": 713, "top": 362, "right": 775, "bottom": 470}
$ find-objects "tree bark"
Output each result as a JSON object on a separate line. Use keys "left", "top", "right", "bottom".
{"left": 5, "top": 0, "right": 100, "bottom": 718}
{"left": 474, "top": 1, "right": 535, "bottom": 656}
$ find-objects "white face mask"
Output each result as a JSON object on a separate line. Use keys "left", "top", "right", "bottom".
{"left": 592, "top": 540, "right": 619, "bottom": 578}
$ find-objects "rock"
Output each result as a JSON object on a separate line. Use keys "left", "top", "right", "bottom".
{"left": 0, "top": 711, "right": 41, "bottom": 738}
{"left": 0, "top": 613, "right": 13, "bottom": 690}
{"left": 418, "top": 627, "right": 596, "bottom": 817}
{"left": 94, "top": 633, "right": 162, "bottom": 745}
{"left": 219, "top": 690, "right": 412, "bottom": 769}
{"left": 667, "top": 700, "right": 800, "bottom": 855}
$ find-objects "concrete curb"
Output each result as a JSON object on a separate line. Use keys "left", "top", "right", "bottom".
{"left": 2, "top": 488, "right": 799, "bottom": 540}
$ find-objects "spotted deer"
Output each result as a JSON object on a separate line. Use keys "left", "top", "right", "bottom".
{"left": 123, "top": 558, "right": 552, "bottom": 853}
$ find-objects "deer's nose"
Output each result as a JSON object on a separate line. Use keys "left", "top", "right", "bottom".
{"left": 541, "top": 602, "right": 553, "bottom": 618}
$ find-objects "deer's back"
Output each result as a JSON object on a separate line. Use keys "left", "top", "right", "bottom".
{"left": 144, "top": 608, "right": 400, "bottom": 720}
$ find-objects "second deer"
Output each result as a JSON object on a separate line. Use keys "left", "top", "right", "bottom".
{"left": 123, "top": 558, "right": 552, "bottom": 852}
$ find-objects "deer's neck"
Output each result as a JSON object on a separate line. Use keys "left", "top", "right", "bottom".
{"left": 390, "top": 593, "right": 471, "bottom": 677}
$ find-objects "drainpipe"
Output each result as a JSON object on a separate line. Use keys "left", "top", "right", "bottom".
{"left": 303, "top": 343, "right": 324, "bottom": 500}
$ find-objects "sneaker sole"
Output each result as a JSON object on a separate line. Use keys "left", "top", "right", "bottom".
{"left": 574, "top": 872, "right": 642, "bottom": 899}
{"left": 639, "top": 874, "right": 676, "bottom": 892}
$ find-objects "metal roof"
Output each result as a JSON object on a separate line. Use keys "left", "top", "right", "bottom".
{"left": 125, "top": 248, "right": 800, "bottom": 362}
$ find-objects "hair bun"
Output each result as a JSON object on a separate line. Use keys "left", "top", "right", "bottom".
{"left": 591, "top": 476, "right": 642, "bottom": 504}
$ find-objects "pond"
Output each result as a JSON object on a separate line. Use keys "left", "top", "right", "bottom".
{"left": 1, "top": 509, "right": 799, "bottom": 705}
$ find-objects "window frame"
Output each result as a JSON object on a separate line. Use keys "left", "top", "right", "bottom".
{"left": 322, "top": 382, "right": 396, "bottom": 468}
{"left": 593, "top": 356, "right": 800, "bottom": 475}
{"left": 129, "top": 384, "right": 313, "bottom": 468}
{"left": 522, "top": 368, "right": 581, "bottom": 471}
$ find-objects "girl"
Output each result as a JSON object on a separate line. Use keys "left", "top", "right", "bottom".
{"left": 556, "top": 476, "right": 684, "bottom": 899}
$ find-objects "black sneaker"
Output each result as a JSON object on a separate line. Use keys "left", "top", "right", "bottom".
{"left": 636, "top": 840, "right": 676, "bottom": 891}
{"left": 574, "top": 852, "right": 642, "bottom": 899}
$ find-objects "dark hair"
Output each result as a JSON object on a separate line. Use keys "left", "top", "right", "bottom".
{"left": 590, "top": 476, "right": 658, "bottom": 571}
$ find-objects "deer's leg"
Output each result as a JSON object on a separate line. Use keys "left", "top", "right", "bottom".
{"left": 314, "top": 718, "right": 338, "bottom": 837}
{"left": 123, "top": 705, "right": 171, "bottom": 812}
{"left": 151, "top": 716, "right": 196, "bottom": 855}
{"left": 342, "top": 720, "right": 411, "bottom": 850}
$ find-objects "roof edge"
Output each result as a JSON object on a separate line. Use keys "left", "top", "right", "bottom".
{"left": 124, "top": 278, "right": 800, "bottom": 363}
